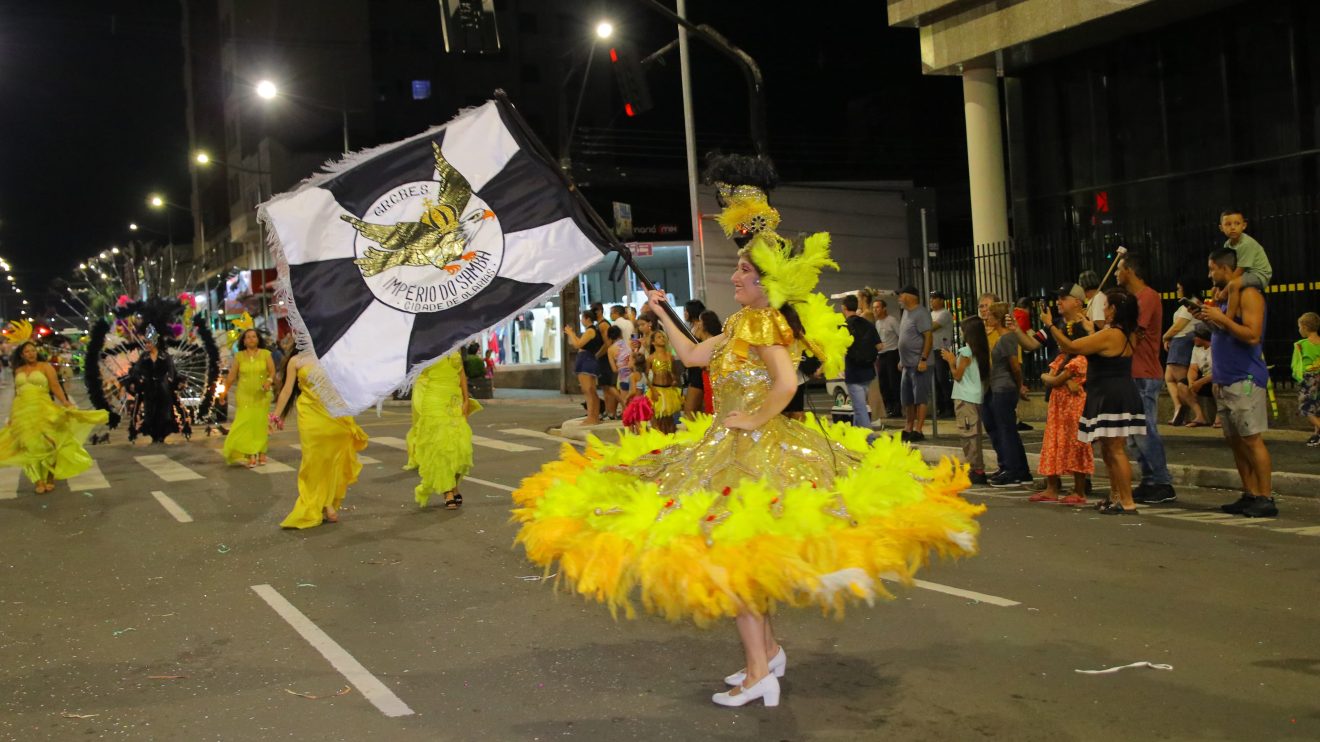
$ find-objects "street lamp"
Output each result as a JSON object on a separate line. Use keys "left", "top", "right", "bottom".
{"left": 595, "top": 21, "right": 614, "bottom": 39}
{"left": 254, "top": 79, "right": 351, "bottom": 153}
{"left": 195, "top": 151, "right": 211, "bottom": 165}
{"left": 129, "top": 222, "right": 139, "bottom": 231}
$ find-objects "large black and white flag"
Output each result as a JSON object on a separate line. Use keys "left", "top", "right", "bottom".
{"left": 260, "top": 96, "right": 610, "bottom": 415}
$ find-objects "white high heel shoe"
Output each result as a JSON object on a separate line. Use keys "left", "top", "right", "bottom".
{"left": 712, "top": 672, "right": 780, "bottom": 708}
{"left": 724, "top": 646, "right": 787, "bottom": 686}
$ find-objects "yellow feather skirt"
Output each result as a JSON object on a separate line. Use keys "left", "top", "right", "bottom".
{"left": 512, "top": 414, "right": 985, "bottom": 627}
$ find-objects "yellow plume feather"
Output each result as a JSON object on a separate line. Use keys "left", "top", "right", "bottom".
{"left": 2, "top": 319, "right": 33, "bottom": 345}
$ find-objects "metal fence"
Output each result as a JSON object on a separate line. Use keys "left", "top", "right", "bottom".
{"left": 900, "top": 199, "right": 1320, "bottom": 390}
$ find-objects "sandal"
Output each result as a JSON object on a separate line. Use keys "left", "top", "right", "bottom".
{"left": 322, "top": 508, "right": 339, "bottom": 524}
{"left": 444, "top": 492, "right": 463, "bottom": 510}
{"left": 1099, "top": 502, "right": 1138, "bottom": 515}
{"left": 1184, "top": 420, "right": 1208, "bottom": 428}
{"left": 1060, "top": 493, "right": 1088, "bottom": 506}
{"left": 246, "top": 458, "right": 259, "bottom": 469}
{"left": 1092, "top": 499, "right": 1113, "bottom": 511}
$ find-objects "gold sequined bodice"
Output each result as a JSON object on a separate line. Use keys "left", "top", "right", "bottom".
{"left": 708, "top": 307, "right": 798, "bottom": 416}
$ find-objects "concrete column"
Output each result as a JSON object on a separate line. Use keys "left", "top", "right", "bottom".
{"left": 962, "top": 64, "right": 1012, "bottom": 300}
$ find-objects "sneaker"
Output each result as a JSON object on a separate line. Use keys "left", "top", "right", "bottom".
{"left": 987, "top": 472, "right": 1021, "bottom": 488}
{"left": 969, "top": 470, "right": 989, "bottom": 485}
{"left": 1134, "top": 484, "right": 1177, "bottom": 504}
{"left": 1241, "top": 496, "right": 1279, "bottom": 518}
{"left": 1220, "top": 493, "right": 1254, "bottom": 514}
{"left": 1307, "top": 434, "right": 1320, "bottom": 447}
{"left": 1019, "top": 474, "right": 1035, "bottom": 485}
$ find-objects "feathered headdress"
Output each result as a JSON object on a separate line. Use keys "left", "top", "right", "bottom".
{"left": 2, "top": 319, "right": 33, "bottom": 345}
{"left": 746, "top": 232, "right": 838, "bottom": 310}
{"left": 232, "top": 312, "right": 255, "bottom": 331}
{"left": 744, "top": 233, "right": 852, "bottom": 378}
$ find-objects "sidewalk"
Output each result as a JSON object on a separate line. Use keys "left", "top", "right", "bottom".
{"left": 549, "top": 414, "right": 1320, "bottom": 499}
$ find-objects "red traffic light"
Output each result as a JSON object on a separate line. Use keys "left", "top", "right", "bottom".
{"left": 625, "top": 103, "right": 635, "bottom": 117}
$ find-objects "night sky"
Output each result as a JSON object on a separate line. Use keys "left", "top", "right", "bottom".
{"left": 0, "top": 0, "right": 189, "bottom": 314}
{"left": 0, "top": 1, "right": 966, "bottom": 318}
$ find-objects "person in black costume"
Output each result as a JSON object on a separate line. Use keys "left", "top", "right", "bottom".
{"left": 124, "top": 333, "right": 191, "bottom": 443}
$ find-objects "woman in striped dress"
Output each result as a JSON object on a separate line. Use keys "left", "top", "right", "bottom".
{"left": 1043, "top": 288, "right": 1146, "bottom": 515}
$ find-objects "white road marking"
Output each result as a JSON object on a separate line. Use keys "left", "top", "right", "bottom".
{"left": 250, "top": 584, "right": 414, "bottom": 718}
{"left": 962, "top": 488, "right": 1029, "bottom": 500}
{"left": 135, "top": 455, "right": 204, "bottom": 482}
{"left": 0, "top": 468, "right": 21, "bottom": 499}
{"left": 463, "top": 476, "right": 515, "bottom": 492}
{"left": 291, "top": 444, "right": 379, "bottom": 465}
{"left": 471, "top": 435, "right": 538, "bottom": 453}
{"left": 503, "top": 427, "right": 583, "bottom": 446}
{"left": 212, "top": 449, "right": 295, "bottom": 473}
{"left": 880, "top": 574, "right": 1020, "bottom": 607}
{"left": 1268, "top": 525, "right": 1320, "bottom": 536}
{"left": 150, "top": 490, "right": 193, "bottom": 523}
{"left": 370, "top": 436, "right": 408, "bottom": 450}
{"left": 66, "top": 461, "right": 110, "bottom": 490}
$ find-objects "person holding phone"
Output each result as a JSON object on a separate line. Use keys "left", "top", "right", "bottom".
{"left": 1163, "top": 278, "right": 1204, "bottom": 425}
{"left": 930, "top": 291, "right": 955, "bottom": 418}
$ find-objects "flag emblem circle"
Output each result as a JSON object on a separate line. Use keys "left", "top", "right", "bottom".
{"left": 349, "top": 184, "right": 504, "bottom": 314}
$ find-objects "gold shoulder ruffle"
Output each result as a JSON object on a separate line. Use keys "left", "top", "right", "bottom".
{"left": 725, "top": 307, "right": 794, "bottom": 359}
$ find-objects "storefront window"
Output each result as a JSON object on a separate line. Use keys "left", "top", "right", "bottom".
{"left": 481, "top": 294, "right": 562, "bottom": 367}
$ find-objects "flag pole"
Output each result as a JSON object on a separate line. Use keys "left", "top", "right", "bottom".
{"left": 494, "top": 90, "right": 699, "bottom": 345}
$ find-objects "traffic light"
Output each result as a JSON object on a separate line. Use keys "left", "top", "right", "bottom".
{"left": 608, "top": 45, "right": 653, "bottom": 116}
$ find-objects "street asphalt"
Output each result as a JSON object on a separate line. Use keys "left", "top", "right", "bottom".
{"left": 2, "top": 392, "right": 1319, "bottom": 741}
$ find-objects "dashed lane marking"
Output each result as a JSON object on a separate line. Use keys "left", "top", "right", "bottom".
{"left": 150, "top": 490, "right": 193, "bottom": 523}
{"left": 370, "top": 436, "right": 408, "bottom": 451}
{"left": 470, "top": 435, "right": 538, "bottom": 453}
{"left": 251, "top": 584, "right": 414, "bottom": 718}
{"left": 135, "top": 455, "right": 204, "bottom": 482}
{"left": 502, "top": 428, "right": 584, "bottom": 446}
{"left": 0, "top": 467, "right": 21, "bottom": 499}
{"left": 211, "top": 449, "right": 295, "bottom": 473}
{"left": 879, "top": 574, "right": 1020, "bottom": 607}
{"left": 66, "top": 460, "right": 110, "bottom": 490}
{"left": 290, "top": 444, "right": 380, "bottom": 465}
{"left": 463, "top": 476, "right": 516, "bottom": 492}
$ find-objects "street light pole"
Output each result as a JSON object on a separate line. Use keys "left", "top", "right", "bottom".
{"left": 676, "top": 0, "right": 704, "bottom": 303}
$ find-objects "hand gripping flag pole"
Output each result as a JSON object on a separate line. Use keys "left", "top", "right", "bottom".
{"left": 260, "top": 91, "right": 693, "bottom": 417}
{"left": 493, "top": 91, "right": 698, "bottom": 345}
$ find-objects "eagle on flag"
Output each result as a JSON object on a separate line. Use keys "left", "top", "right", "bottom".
{"left": 342, "top": 142, "right": 495, "bottom": 277}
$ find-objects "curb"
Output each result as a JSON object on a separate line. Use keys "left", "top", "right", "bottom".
{"left": 548, "top": 423, "right": 1320, "bottom": 500}
{"left": 912, "top": 444, "right": 1320, "bottom": 500}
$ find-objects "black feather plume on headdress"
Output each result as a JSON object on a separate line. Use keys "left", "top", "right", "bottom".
{"left": 702, "top": 152, "right": 779, "bottom": 191}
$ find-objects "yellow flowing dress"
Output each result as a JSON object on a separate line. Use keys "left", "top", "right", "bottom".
{"left": 404, "top": 354, "right": 482, "bottom": 507}
{"left": 513, "top": 306, "right": 984, "bottom": 626}
{"left": 280, "top": 364, "right": 369, "bottom": 529}
{"left": 0, "top": 367, "right": 108, "bottom": 485}
{"left": 222, "top": 348, "right": 272, "bottom": 464}
{"left": 646, "top": 356, "right": 682, "bottom": 418}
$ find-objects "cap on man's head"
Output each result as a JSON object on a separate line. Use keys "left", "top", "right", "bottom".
{"left": 898, "top": 285, "right": 920, "bottom": 298}
{"left": 929, "top": 290, "right": 947, "bottom": 300}
{"left": 1054, "top": 283, "right": 1086, "bottom": 302}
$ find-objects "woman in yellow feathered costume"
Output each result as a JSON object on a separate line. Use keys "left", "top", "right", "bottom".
{"left": 510, "top": 154, "right": 983, "bottom": 709}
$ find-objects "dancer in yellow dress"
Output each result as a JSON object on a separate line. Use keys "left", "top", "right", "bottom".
{"left": 272, "top": 351, "right": 368, "bottom": 528}
{"left": 646, "top": 330, "right": 681, "bottom": 434}
{"left": 222, "top": 329, "right": 275, "bottom": 467}
{"left": 0, "top": 339, "right": 109, "bottom": 493}
{"left": 405, "top": 352, "right": 480, "bottom": 509}
{"left": 511, "top": 154, "right": 982, "bottom": 708}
